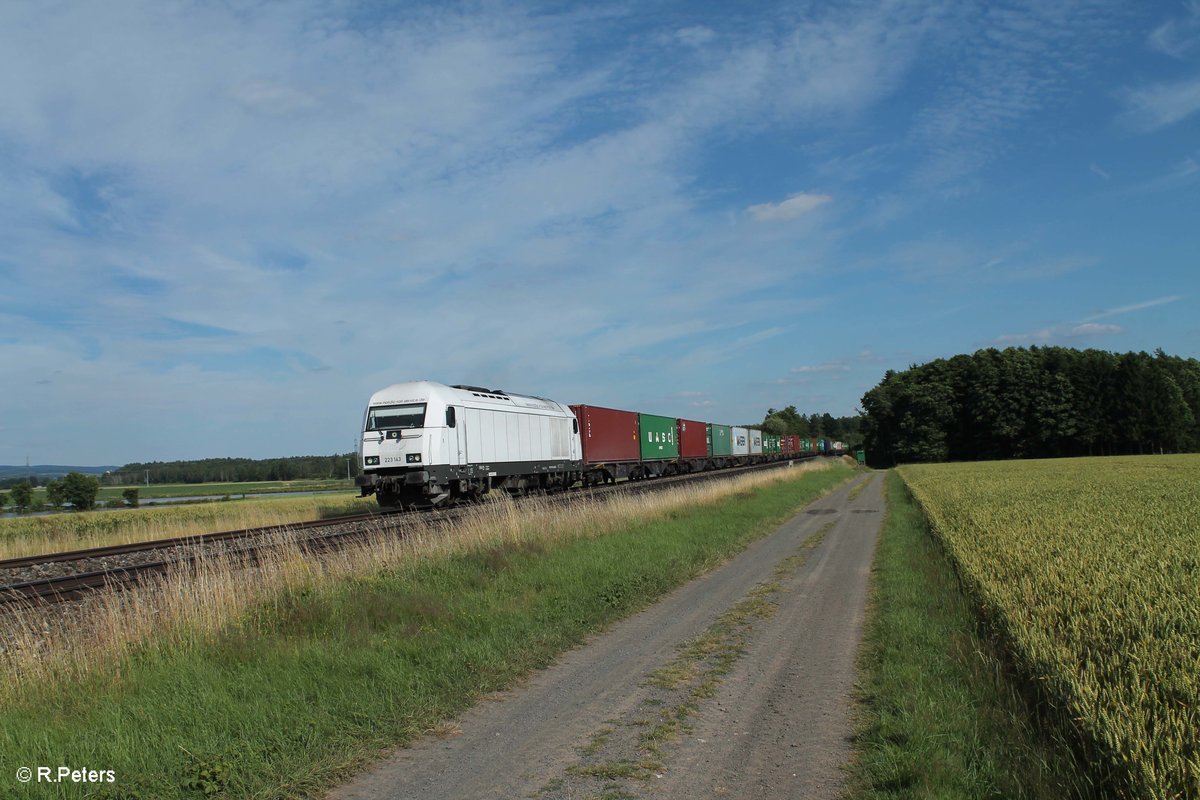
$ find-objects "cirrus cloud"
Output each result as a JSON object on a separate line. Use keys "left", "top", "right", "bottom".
{"left": 1119, "top": 76, "right": 1200, "bottom": 130}
{"left": 747, "top": 192, "right": 832, "bottom": 222}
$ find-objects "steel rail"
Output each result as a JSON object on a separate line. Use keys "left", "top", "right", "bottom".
{"left": 0, "top": 510, "right": 400, "bottom": 571}
{"left": 1, "top": 457, "right": 819, "bottom": 608}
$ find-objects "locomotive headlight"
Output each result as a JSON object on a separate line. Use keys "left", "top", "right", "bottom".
{"left": 406, "top": 454, "right": 422, "bottom": 463}
{"left": 365, "top": 456, "right": 380, "bottom": 466}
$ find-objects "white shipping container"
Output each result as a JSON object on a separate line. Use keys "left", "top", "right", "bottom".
{"left": 731, "top": 426, "right": 750, "bottom": 456}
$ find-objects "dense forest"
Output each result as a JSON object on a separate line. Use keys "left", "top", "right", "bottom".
{"left": 111, "top": 453, "right": 358, "bottom": 485}
{"left": 860, "top": 347, "right": 1200, "bottom": 467}
{"left": 758, "top": 406, "right": 863, "bottom": 443}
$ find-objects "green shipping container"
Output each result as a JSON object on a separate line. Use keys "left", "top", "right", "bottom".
{"left": 765, "top": 435, "right": 780, "bottom": 454}
{"left": 708, "top": 423, "right": 732, "bottom": 456}
{"left": 639, "top": 413, "right": 680, "bottom": 461}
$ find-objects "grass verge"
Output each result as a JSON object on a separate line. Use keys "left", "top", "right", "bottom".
{"left": 1, "top": 463, "right": 853, "bottom": 799}
{"left": 846, "top": 471, "right": 1092, "bottom": 800}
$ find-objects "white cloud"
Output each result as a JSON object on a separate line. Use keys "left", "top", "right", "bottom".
{"left": 907, "top": 1, "right": 1122, "bottom": 187}
{"left": 1066, "top": 322, "right": 1122, "bottom": 337}
{"left": 677, "top": 326, "right": 791, "bottom": 369}
{"left": 747, "top": 193, "right": 832, "bottom": 222}
{"left": 1120, "top": 76, "right": 1200, "bottom": 130}
{"left": 989, "top": 256, "right": 1096, "bottom": 282}
{"left": 676, "top": 26, "right": 715, "bottom": 47}
{"left": 993, "top": 329, "right": 1050, "bottom": 345}
{"left": 230, "top": 81, "right": 321, "bottom": 116}
{"left": 993, "top": 322, "right": 1123, "bottom": 346}
{"left": 876, "top": 237, "right": 1094, "bottom": 284}
{"left": 791, "top": 361, "right": 850, "bottom": 374}
{"left": 1126, "top": 154, "right": 1200, "bottom": 194}
{"left": 1082, "top": 295, "right": 1184, "bottom": 321}
{"left": 1149, "top": 1, "right": 1200, "bottom": 58}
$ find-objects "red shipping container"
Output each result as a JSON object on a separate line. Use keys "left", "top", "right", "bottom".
{"left": 676, "top": 418, "right": 709, "bottom": 459}
{"left": 781, "top": 434, "right": 797, "bottom": 453}
{"left": 570, "top": 405, "right": 640, "bottom": 465}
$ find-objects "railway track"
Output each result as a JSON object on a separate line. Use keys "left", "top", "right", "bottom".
{"left": 0, "top": 511, "right": 409, "bottom": 606}
{"left": 1, "top": 458, "right": 814, "bottom": 608}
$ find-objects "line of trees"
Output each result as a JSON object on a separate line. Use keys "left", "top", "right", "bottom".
{"left": 45, "top": 472, "right": 102, "bottom": 510}
{"left": 860, "top": 347, "right": 1200, "bottom": 466}
{"left": 112, "top": 453, "right": 358, "bottom": 485}
{"left": 759, "top": 405, "right": 863, "bottom": 443}
{"left": 0, "top": 473, "right": 101, "bottom": 489}
{"left": 1, "top": 472, "right": 103, "bottom": 513}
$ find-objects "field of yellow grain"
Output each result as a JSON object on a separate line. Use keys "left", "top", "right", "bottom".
{"left": 899, "top": 456, "right": 1200, "bottom": 800}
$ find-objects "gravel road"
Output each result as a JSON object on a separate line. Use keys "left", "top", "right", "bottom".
{"left": 328, "top": 471, "right": 883, "bottom": 800}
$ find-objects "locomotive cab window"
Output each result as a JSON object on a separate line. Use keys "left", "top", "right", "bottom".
{"left": 366, "top": 403, "right": 427, "bottom": 431}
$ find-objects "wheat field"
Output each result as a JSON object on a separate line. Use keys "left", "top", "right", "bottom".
{"left": 899, "top": 456, "right": 1200, "bottom": 800}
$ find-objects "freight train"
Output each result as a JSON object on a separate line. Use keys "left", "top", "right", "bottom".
{"left": 356, "top": 380, "right": 840, "bottom": 509}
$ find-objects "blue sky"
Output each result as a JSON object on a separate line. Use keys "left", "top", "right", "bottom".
{"left": 1, "top": 0, "right": 1197, "bottom": 465}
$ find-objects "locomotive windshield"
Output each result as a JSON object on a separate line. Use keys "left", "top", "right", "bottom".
{"left": 366, "top": 403, "right": 427, "bottom": 431}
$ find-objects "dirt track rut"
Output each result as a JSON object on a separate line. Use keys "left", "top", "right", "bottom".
{"left": 329, "top": 471, "right": 884, "bottom": 800}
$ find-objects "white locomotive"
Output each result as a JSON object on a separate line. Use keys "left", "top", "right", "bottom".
{"left": 357, "top": 381, "right": 583, "bottom": 508}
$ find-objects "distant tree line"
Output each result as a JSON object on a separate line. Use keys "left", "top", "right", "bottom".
{"left": 860, "top": 347, "right": 1200, "bottom": 466}
{"left": 758, "top": 405, "right": 863, "bottom": 443}
{"left": 111, "top": 453, "right": 358, "bottom": 485}
{"left": 0, "top": 474, "right": 83, "bottom": 489}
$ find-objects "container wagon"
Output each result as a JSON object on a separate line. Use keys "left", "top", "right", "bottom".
{"left": 677, "top": 418, "right": 709, "bottom": 472}
{"left": 571, "top": 404, "right": 640, "bottom": 484}
{"left": 709, "top": 424, "right": 733, "bottom": 466}
{"left": 639, "top": 413, "right": 680, "bottom": 477}
{"left": 731, "top": 426, "right": 750, "bottom": 459}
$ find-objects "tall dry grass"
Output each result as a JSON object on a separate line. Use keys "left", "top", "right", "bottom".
{"left": 0, "top": 462, "right": 829, "bottom": 698}
{"left": 0, "top": 493, "right": 373, "bottom": 561}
